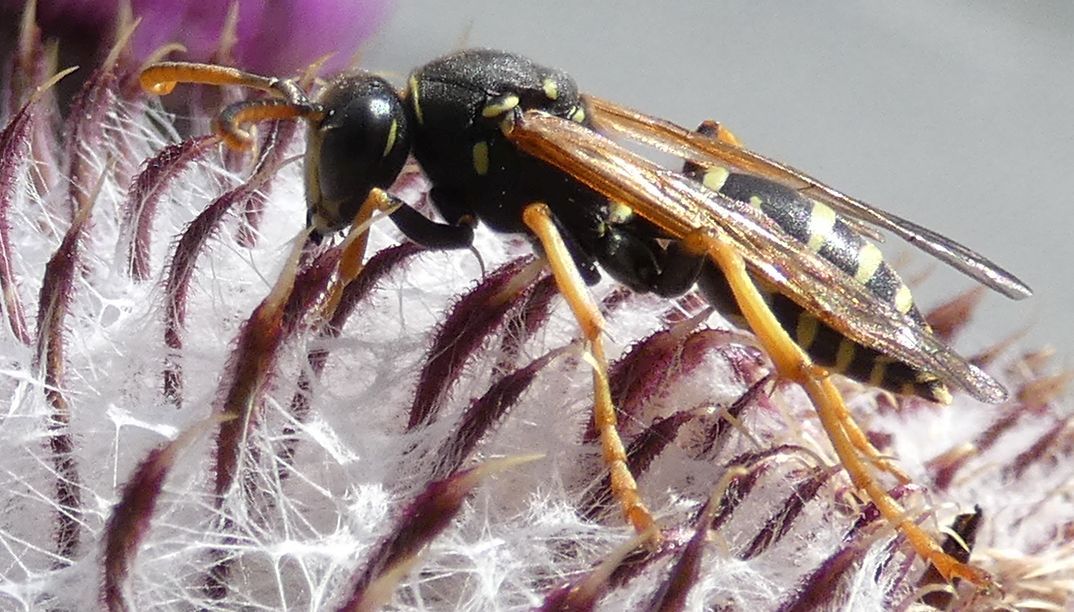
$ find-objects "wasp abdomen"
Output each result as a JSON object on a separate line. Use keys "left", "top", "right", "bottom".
{"left": 692, "top": 165, "right": 950, "bottom": 403}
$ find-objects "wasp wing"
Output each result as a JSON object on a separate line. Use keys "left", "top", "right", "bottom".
{"left": 585, "top": 96, "right": 1032, "bottom": 301}
{"left": 506, "top": 109, "right": 1007, "bottom": 403}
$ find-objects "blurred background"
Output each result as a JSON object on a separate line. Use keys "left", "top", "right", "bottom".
{"left": 3, "top": 0, "right": 1072, "bottom": 359}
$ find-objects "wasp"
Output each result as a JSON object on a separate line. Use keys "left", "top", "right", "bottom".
{"left": 140, "top": 48, "right": 1030, "bottom": 588}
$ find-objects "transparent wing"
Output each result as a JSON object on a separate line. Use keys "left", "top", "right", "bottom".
{"left": 585, "top": 96, "right": 1032, "bottom": 300}
{"left": 505, "top": 109, "right": 1008, "bottom": 403}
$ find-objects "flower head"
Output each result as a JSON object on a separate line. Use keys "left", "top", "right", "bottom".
{"left": 1, "top": 5, "right": 1072, "bottom": 610}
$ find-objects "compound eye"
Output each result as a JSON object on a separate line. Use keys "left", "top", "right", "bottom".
{"left": 306, "top": 75, "right": 411, "bottom": 232}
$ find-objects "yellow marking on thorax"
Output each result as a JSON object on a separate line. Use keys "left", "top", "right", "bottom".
{"left": 569, "top": 105, "right": 586, "bottom": 124}
{"left": 894, "top": 284, "right": 914, "bottom": 314}
{"left": 701, "top": 167, "right": 730, "bottom": 192}
{"left": 408, "top": 76, "right": 424, "bottom": 125}
{"left": 542, "top": 78, "right": 559, "bottom": 100}
{"left": 748, "top": 195, "right": 764, "bottom": 210}
{"left": 608, "top": 201, "right": 633, "bottom": 224}
{"left": 381, "top": 119, "right": 398, "bottom": 158}
{"left": 807, "top": 201, "right": 838, "bottom": 252}
{"left": 472, "top": 141, "right": 490, "bottom": 175}
{"left": 854, "top": 243, "right": 884, "bottom": 285}
{"left": 482, "top": 94, "right": 520, "bottom": 118}
{"left": 796, "top": 313, "right": 819, "bottom": 350}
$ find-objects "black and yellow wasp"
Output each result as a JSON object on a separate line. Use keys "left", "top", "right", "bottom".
{"left": 140, "top": 48, "right": 1030, "bottom": 588}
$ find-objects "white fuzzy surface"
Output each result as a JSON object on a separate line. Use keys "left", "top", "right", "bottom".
{"left": 0, "top": 91, "right": 1071, "bottom": 612}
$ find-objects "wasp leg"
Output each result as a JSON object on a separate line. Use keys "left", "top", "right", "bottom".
{"left": 388, "top": 198, "right": 476, "bottom": 250}
{"left": 212, "top": 97, "right": 319, "bottom": 150}
{"left": 140, "top": 61, "right": 300, "bottom": 99}
{"left": 679, "top": 226, "right": 992, "bottom": 588}
{"left": 688, "top": 120, "right": 910, "bottom": 484}
{"left": 140, "top": 62, "right": 322, "bottom": 150}
{"left": 522, "top": 202, "right": 655, "bottom": 535}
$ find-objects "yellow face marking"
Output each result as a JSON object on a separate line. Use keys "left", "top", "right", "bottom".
{"left": 569, "top": 105, "right": 586, "bottom": 124}
{"left": 481, "top": 94, "right": 520, "bottom": 118}
{"left": 807, "top": 201, "right": 838, "bottom": 252}
{"left": 542, "top": 78, "right": 559, "bottom": 100}
{"left": 701, "top": 167, "right": 730, "bottom": 193}
{"left": 472, "top": 141, "right": 490, "bottom": 176}
{"left": 608, "top": 201, "right": 633, "bottom": 224}
{"left": 381, "top": 118, "right": 398, "bottom": 158}
{"left": 795, "top": 313, "right": 819, "bottom": 350}
{"left": 409, "top": 76, "right": 424, "bottom": 125}
{"left": 854, "top": 243, "right": 884, "bottom": 285}
{"left": 894, "top": 284, "right": 914, "bottom": 314}
{"left": 834, "top": 338, "right": 857, "bottom": 373}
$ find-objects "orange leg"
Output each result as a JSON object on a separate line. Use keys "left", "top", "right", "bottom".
{"left": 140, "top": 61, "right": 323, "bottom": 150}
{"left": 522, "top": 203, "right": 655, "bottom": 535}
{"left": 680, "top": 226, "right": 992, "bottom": 588}
{"left": 140, "top": 62, "right": 280, "bottom": 96}
{"left": 696, "top": 118, "right": 910, "bottom": 484}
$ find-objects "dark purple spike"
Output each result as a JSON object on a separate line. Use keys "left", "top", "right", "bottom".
{"left": 695, "top": 334, "right": 766, "bottom": 387}
{"left": 338, "top": 457, "right": 536, "bottom": 611}
{"left": 580, "top": 412, "right": 695, "bottom": 520}
{"left": 6, "top": 0, "right": 49, "bottom": 111}
{"left": 775, "top": 521, "right": 876, "bottom": 612}
{"left": 326, "top": 242, "right": 425, "bottom": 336}
{"left": 1017, "top": 370, "right": 1074, "bottom": 410}
{"left": 161, "top": 183, "right": 256, "bottom": 404}
{"left": 924, "top": 287, "right": 987, "bottom": 343}
{"left": 281, "top": 245, "right": 342, "bottom": 336}
{"left": 592, "top": 327, "right": 762, "bottom": 444}
{"left": 432, "top": 344, "right": 573, "bottom": 478}
{"left": 62, "top": 67, "right": 117, "bottom": 220}
{"left": 700, "top": 374, "right": 773, "bottom": 458}
{"left": 539, "top": 534, "right": 658, "bottom": 612}
{"left": 606, "top": 329, "right": 695, "bottom": 436}
{"left": 279, "top": 243, "right": 424, "bottom": 482}
{"left": 407, "top": 256, "right": 537, "bottom": 430}
{"left": 916, "top": 507, "right": 982, "bottom": 609}
{"left": 1005, "top": 415, "right": 1073, "bottom": 481}
{"left": 122, "top": 135, "right": 218, "bottom": 280}
{"left": 494, "top": 274, "right": 556, "bottom": 375}
{"left": 203, "top": 242, "right": 305, "bottom": 600}
{"left": 645, "top": 480, "right": 728, "bottom": 612}
{"left": 212, "top": 246, "right": 305, "bottom": 500}
{"left": 33, "top": 179, "right": 97, "bottom": 564}
{"left": 0, "top": 104, "right": 33, "bottom": 344}
{"left": 605, "top": 528, "right": 693, "bottom": 592}
{"left": 926, "top": 443, "right": 977, "bottom": 492}
{"left": 583, "top": 317, "right": 712, "bottom": 442}
{"left": 777, "top": 488, "right": 906, "bottom": 612}
{"left": 101, "top": 422, "right": 209, "bottom": 612}
{"left": 236, "top": 120, "right": 297, "bottom": 247}
{"left": 740, "top": 466, "right": 839, "bottom": 560}
{"left": 711, "top": 445, "right": 806, "bottom": 531}
{"left": 974, "top": 401, "right": 1043, "bottom": 454}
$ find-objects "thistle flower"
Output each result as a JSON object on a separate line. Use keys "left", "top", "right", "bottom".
{"left": 0, "top": 0, "right": 391, "bottom": 75}
{"left": 1, "top": 7, "right": 1073, "bottom": 612}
